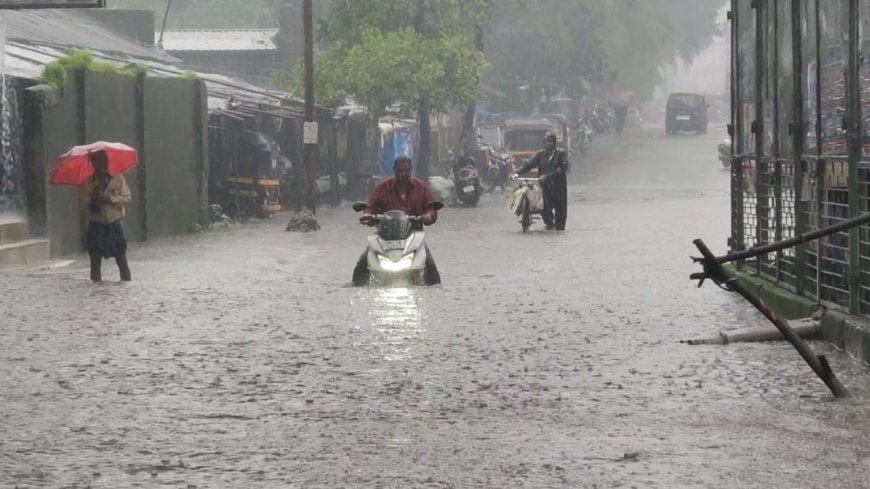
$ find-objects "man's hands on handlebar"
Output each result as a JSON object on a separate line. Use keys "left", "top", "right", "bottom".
{"left": 360, "top": 213, "right": 434, "bottom": 226}
{"left": 511, "top": 172, "right": 545, "bottom": 183}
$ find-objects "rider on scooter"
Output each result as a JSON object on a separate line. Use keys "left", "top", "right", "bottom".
{"left": 512, "top": 132, "right": 569, "bottom": 231}
{"left": 353, "top": 156, "right": 441, "bottom": 285}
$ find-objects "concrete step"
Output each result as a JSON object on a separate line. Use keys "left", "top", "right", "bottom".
{"left": 0, "top": 221, "right": 27, "bottom": 245}
{"left": 0, "top": 239, "right": 51, "bottom": 270}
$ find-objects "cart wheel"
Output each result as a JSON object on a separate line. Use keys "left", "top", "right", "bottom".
{"left": 520, "top": 196, "right": 531, "bottom": 234}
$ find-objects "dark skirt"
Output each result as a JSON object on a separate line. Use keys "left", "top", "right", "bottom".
{"left": 87, "top": 220, "right": 127, "bottom": 258}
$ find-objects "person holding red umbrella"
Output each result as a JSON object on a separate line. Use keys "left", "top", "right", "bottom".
{"left": 80, "top": 150, "right": 132, "bottom": 282}
{"left": 51, "top": 141, "right": 138, "bottom": 282}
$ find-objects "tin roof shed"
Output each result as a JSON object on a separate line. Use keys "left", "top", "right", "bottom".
{"left": 159, "top": 29, "right": 278, "bottom": 52}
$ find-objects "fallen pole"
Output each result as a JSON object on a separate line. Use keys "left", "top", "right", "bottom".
{"left": 712, "top": 211, "right": 870, "bottom": 265}
{"left": 692, "top": 239, "right": 850, "bottom": 398}
{"left": 684, "top": 318, "right": 820, "bottom": 345}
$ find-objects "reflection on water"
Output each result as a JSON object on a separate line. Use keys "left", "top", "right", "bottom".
{"left": 366, "top": 287, "right": 425, "bottom": 362}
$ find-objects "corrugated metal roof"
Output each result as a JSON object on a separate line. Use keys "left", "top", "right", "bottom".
{"left": 159, "top": 29, "right": 278, "bottom": 52}
{"left": 6, "top": 41, "right": 324, "bottom": 118}
{"left": 0, "top": 11, "right": 322, "bottom": 119}
{"left": 0, "top": 9, "right": 174, "bottom": 63}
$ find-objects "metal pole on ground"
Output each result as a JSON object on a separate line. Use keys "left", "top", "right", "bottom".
{"left": 692, "top": 238, "right": 850, "bottom": 398}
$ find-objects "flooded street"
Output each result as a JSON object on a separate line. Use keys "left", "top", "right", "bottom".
{"left": 3, "top": 124, "right": 870, "bottom": 488}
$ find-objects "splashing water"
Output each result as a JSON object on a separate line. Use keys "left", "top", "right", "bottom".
{"left": 0, "top": 21, "right": 25, "bottom": 216}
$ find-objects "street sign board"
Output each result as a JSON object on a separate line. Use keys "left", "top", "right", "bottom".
{"left": 303, "top": 121, "right": 318, "bottom": 144}
{"left": 0, "top": 0, "right": 105, "bottom": 8}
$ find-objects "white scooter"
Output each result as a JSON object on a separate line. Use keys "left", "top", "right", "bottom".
{"left": 351, "top": 201, "right": 444, "bottom": 286}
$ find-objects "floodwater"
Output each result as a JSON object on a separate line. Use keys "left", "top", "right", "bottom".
{"left": 2, "top": 123, "right": 870, "bottom": 488}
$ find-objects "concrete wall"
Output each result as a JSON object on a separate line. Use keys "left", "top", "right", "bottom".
{"left": 84, "top": 70, "right": 145, "bottom": 242}
{"left": 23, "top": 69, "right": 209, "bottom": 256}
{"left": 737, "top": 270, "right": 870, "bottom": 364}
{"left": 25, "top": 74, "right": 83, "bottom": 256}
{"left": 143, "top": 77, "right": 209, "bottom": 238}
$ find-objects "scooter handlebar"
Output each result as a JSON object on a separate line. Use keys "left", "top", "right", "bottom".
{"left": 360, "top": 215, "right": 424, "bottom": 226}
{"left": 512, "top": 175, "right": 541, "bottom": 185}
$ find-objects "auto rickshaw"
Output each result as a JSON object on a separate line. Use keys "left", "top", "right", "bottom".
{"left": 503, "top": 118, "right": 553, "bottom": 174}
{"left": 537, "top": 113, "right": 572, "bottom": 154}
{"left": 223, "top": 131, "right": 283, "bottom": 219}
{"left": 476, "top": 122, "right": 505, "bottom": 149}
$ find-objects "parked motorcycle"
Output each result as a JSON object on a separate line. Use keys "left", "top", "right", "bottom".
{"left": 351, "top": 201, "right": 444, "bottom": 286}
{"left": 483, "top": 154, "right": 511, "bottom": 192}
{"left": 718, "top": 137, "right": 732, "bottom": 168}
{"left": 450, "top": 156, "right": 483, "bottom": 206}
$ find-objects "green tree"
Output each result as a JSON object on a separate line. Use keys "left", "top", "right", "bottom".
{"left": 323, "top": 0, "right": 489, "bottom": 47}
{"left": 310, "top": 0, "right": 489, "bottom": 179}
{"left": 485, "top": 1, "right": 603, "bottom": 93}
{"left": 483, "top": 0, "right": 723, "bottom": 103}
{"left": 593, "top": 0, "right": 724, "bottom": 99}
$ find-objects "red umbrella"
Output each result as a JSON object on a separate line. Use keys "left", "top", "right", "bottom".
{"left": 49, "top": 141, "right": 139, "bottom": 187}
{"left": 613, "top": 89, "right": 635, "bottom": 104}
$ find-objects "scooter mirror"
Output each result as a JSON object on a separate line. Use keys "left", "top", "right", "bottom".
{"left": 428, "top": 201, "right": 444, "bottom": 211}
{"left": 352, "top": 202, "right": 368, "bottom": 212}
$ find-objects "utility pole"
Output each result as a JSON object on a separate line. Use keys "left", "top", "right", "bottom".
{"left": 302, "top": 0, "right": 317, "bottom": 214}
{"left": 157, "top": 0, "right": 173, "bottom": 50}
{"left": 414, "top": 0, "right": 431, "bottom": 182}
{"left": 277, "top": 1, "right": 303, "bottom": 78}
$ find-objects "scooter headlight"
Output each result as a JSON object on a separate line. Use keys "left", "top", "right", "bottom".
{"left": 378, "top": 252, "right": 415, "bottom": 272}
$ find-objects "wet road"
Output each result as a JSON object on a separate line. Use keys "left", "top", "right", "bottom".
{"left": 3, "top": 124, "right": 870, "bottom": 488}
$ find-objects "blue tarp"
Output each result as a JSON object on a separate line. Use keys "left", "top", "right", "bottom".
{"left": 379, "top": 127, "right": 414, "bottom": 175}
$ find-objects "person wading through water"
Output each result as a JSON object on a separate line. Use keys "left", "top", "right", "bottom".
{"left": 81, "top": 150, "right": 132, "bottom": 282}
{"left": 513, "top": 132, "right": 569, "bottom": 230}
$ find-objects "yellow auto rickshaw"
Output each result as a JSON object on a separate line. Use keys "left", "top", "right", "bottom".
{"left": 504, "top": 118, "right": 553, "bottom": 174}
{"left": 223, "top": 131, "right": 283, "bottom": 219}
{"left": 538, "top": 113, "right": 572, "bottom": 154}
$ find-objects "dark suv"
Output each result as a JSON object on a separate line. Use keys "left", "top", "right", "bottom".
{"left": 665, "top": 93, "right": 708, "bottom": 134}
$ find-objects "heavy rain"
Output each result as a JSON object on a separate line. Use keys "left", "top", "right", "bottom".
{"left": 1, "top": 1, "right": 870, "bottom": 488}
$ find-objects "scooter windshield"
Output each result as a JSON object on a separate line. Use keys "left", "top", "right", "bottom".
{"left": 378, "top": 211, "right": 413, "bottom": 240}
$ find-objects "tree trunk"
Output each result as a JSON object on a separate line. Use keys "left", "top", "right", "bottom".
{"left": 461, "top": 104, "right": 475, "bottom": 156}
{"left": 417, "top": 96, "right": 431, "bottom": 182}
{"left": 369, "top": 114, "right": 380, "bottom": 176}
{"left": 460, "top": 23, "right": 484, "bottom": 155}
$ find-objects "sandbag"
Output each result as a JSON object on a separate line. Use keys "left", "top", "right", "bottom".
{"left": 508, "top": 184, "right": 544, "bottom": 215}
{"left": 527, "top": 184, "right": 544, "bottom": 211}
{"left": 508, "top": 187, "right": 523, "bottom": 213}
{"left": 428, "top": 176, "right": 454, "bottom": 202}
{"left": 285, "top": 211, "right": 321, "bottom": 232}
